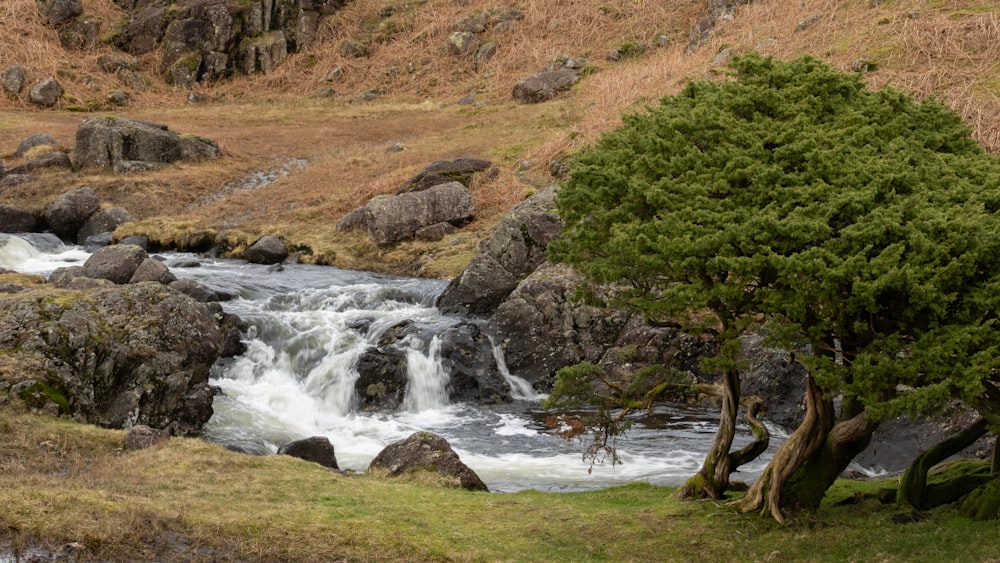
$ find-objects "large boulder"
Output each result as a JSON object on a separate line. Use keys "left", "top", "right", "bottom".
{"left": 0, "top": 206, "right": 37, "bottom": 233}
{"left": 83, "top": 244, "right": 149, "bottom": 284}
{"left": 13, "top": 134, "right": 58, "bottom": 158}
{"left": 77, "top": 207, "right": 133, "bottom": 243}
{"left": 58, "top": 18, "right": 101, "bottom": 50}
{"left": 243, "top": 235, "right": 288, "bottom": 265}
{"left": 438, "top": 186, "right": 563, "bottom": 316}
{"left": 6, "top": 151, "right": 73, "bottom": 175}
{"left": 512, "top": 69, "right": 580, "bottom": 103}
{"left": 487, "top": 260, "right": 720, "bottom": 391}
{"left": 168, "top": 278, "right": 221, "bottom": 302}
{"left": 437, "top": 321, "right": 510, "bottom": 404}
{"left": 354, "top": 318, "right": 508, "bottom": 410}
{"left": 129, "top": 258, "right": 177, "bottom": 285}
{"left": 28, "top": 78, "right": 64, "bottom": 107}
{"left": 2, "top": 66, "right": 27, "bottom": 96}
{"left": 355, "top": 344, "right": 408, "bottom": 411}
{"left": 43, "top": 186, "right": 101, "bottom": 242}
{"left": 35, "top": 0, "right": 82, "bottom": 25}
{"left": 368, "top": 431, "right": 489, "bottom": 491}
{"left": 488, "top": 262, "right": 622, "bottom": 388}
{"left": 0, "top": 282, "right": 224, "bottom": 435}
{"left": 74, "top": 116, "right": 219, "bottom": 172}
{"left": 365, "top": 182, "right": 474, "bottom": 245}
{"left": 278, "top": 436, "right": 340, "bottom": 469}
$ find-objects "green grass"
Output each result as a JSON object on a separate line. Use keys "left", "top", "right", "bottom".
{"left": 1, "top": 406, "right": 998, "bottom": 562}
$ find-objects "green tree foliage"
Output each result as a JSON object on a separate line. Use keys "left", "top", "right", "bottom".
{"left": 550, "top": 53, "right": 1000, "bottom": 522}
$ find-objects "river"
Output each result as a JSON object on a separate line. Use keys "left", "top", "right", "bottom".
{"left": 1, "top": 233, "right": 781, "bottom": 492}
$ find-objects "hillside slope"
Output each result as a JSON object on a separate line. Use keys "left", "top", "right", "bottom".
{"left": 1, "top": 0, "right": 997, "bottom": 277}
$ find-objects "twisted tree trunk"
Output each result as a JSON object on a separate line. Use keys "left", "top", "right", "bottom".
{"left": 675, "top": 370, "right": 770, "bottom": 500}
{"left": 731, "top": 369, "right": 878, "bottom": 523}
{"left": 729, "top": 396, "right": 770, "bottom": 469}
{"left": 675, "top": 367, "right": 740, "bottom": 499}
{"left": 898, "top": 418, "right": 989, "bottom": 510}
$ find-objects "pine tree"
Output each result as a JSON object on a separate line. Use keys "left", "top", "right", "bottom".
{"left": 550, "top": 54, "right": 1000, "bottom": 521}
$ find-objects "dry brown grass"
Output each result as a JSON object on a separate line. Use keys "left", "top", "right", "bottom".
{"left": 1, "top": 0, "right": 998, "bottom": 276}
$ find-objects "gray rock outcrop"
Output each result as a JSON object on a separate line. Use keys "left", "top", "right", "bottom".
{"left": 278, "top": 436, "right": 340, "bottom": 469}
{"left": 58, "top": 17, "right": 101, "bottom": 50}
{"left": 368, "top": 431, "right": 489, "bottom": 491}
{"left": 0, "top": 282, "right": 224, "bottom": 435}
{"left": 437, "top": 321, "right": 510, "bottom": 404}
{"left": 0, "top": 206, "right": 38, "bottom": 233}
{"left": 354, "top": 318, "right": 508, "bottom": 411}
{"left": 43, "top": 186, "right": 101, "bottom": 242}
{"left": 355, "top": 343, "right": 408, "bottom": 411}
{"left": 74, "top": 116, "right": 219, "bottom": 172}
{"left": 512, "top": 69, "right": 580, "bottom": 103}
{"left": 114, "top": 0, "right": 347, "bottom": 87}
{"left": 437, "top": 186, "right": 563, "bottom": 316}
{"left": 365, "top": 182, "right": 474, "bottom": 245}
{"left": 487, "top": 262, "right": 620, "bottom": 388}
{"left": 243, "top": 235, "right": 288, "bottom": 265}
{"left": 35, "top": 0, "right": 82, "bottom": 26}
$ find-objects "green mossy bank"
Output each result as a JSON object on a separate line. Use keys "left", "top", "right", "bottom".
{"left": 1, "top": 406, "right": 998, "bottom": 562}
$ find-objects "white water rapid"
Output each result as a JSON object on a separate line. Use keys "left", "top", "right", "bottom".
{"left": 0, "top": 233, "right": 784, "bottom": 492}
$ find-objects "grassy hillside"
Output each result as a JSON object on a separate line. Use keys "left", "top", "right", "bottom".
{"left": 1, "top": 0, "right": 998, "bottom": 277}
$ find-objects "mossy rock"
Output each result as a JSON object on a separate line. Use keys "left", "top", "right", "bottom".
{"left": 17, "top": 381, "right": 70, "bottom": 413}
{"left": 960, "top": 476, "right": 1000, "bottom": 520}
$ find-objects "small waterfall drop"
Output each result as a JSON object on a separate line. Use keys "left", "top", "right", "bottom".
{"left": 403, "top": 336, "right": 449, "bottom": 412}
{"left": 490, "top": 337, "right": 540, "bottom": 400}
{"left": 0, "top": 235, "right": 44, "bottom": 270}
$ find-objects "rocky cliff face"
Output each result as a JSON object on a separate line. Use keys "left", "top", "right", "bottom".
{"left": 0, "top": 282, "right": 226, "bottom": 435}
{"left": 113, "top": 0, "right": 346, "bottom": 87}
{"left": 437, "top": 185, "right": 564, "bottom": 316}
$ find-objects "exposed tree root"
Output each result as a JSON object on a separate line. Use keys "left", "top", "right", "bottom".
{"left": 898, "top": 418, "right": 989, "bottom": 510}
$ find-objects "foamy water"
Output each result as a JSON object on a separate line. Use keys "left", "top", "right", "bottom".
{"left": 0, "top": 233, "right": 781, "bottom": 492}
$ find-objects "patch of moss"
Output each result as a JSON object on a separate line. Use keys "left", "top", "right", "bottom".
{"left": 960, "top": 476, "right": 1000, "bottom": 520}
{"left": 17, "top": 381, "right": 70, "bottom": 413}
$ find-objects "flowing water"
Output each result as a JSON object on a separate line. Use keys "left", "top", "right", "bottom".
{"left": 0, "top": 233, "right": 783, "bottom": 492}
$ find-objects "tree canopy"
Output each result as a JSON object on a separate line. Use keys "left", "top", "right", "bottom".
{"left": 549, "top": 53, "right": 1000, "bottom": 521}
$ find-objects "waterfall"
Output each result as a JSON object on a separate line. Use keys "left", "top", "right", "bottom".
{"left": 0, "top": 235, "right": 42, "bottom": 270}
{"left": 402, "top": 336, "right": 450, "bottom": 412}
{"left": 1, "top": 236, "right": 763, "bottom": 492}
{"left": 490, "top": 337, "right": 540, "bottom": 400}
